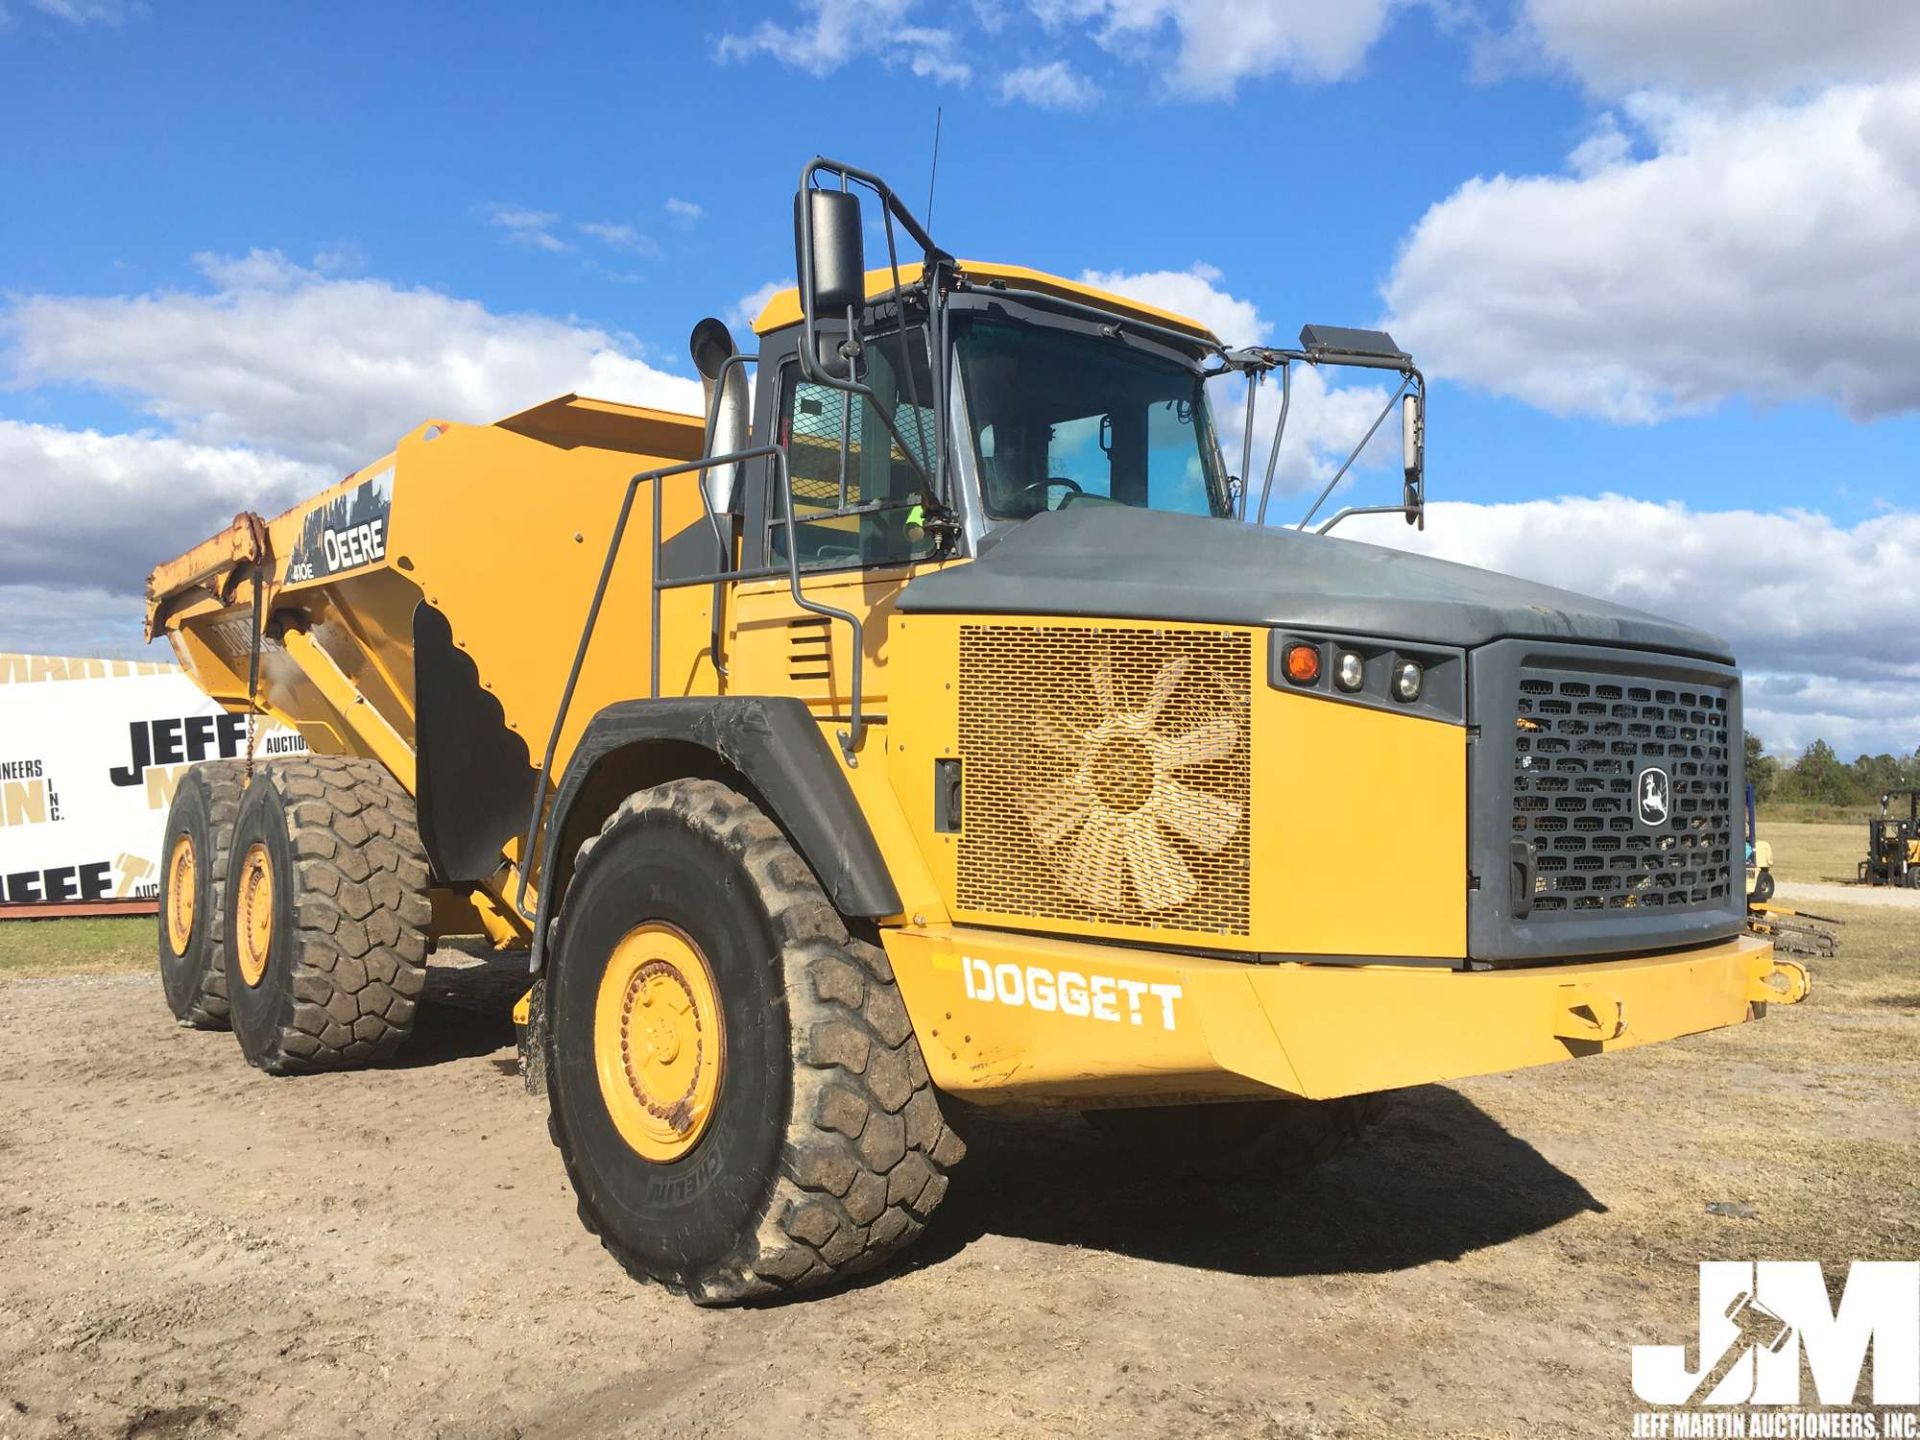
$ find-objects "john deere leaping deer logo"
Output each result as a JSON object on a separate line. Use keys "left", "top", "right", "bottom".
{"left": 1024, "top": 654, "right": 1242, "bottom": 915}
{"left": 1638, "top": 766, "right": 1672, "bottom": 826}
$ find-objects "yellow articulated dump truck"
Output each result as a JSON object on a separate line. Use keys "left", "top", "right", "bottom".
{"left": 147, "top": 158, "right": 1810, "bottom": 1304}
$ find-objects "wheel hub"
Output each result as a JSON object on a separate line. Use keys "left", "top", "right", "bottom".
{"left": 594, "top": 923, "right": 724, "bottom": 1162}
{"left": 164, "top": 833, "right": 197, "bottom": 957}
{"left": 235, "top": 842, "right": 274, "bottom": 988}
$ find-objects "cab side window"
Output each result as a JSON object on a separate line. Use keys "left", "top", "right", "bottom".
{"left": 771, "top": 331, "right": 936, "bottom": 571}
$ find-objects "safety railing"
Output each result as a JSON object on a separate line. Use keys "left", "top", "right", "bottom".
{"left": 513, "top": 441, "right": 868, "bottom": 920}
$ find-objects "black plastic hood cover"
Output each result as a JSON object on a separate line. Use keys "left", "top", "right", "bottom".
{"left": 898, "top": 505, "right": 1733, "bottom": 663}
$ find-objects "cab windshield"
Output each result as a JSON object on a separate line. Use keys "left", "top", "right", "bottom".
{"left": 956, "top": 317, "right": 1231, "bottom": 521}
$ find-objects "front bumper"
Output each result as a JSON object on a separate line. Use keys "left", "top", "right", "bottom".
{"left": 883, "top": 925, "right": 1809, "bottom": 1109}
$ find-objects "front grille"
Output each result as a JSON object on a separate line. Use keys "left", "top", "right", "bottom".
{"left": 1511, "top": 670, "right": 1733, "bottom": 917}
{"left": 956, "top": 624, "right": 1253, "bottom": 938}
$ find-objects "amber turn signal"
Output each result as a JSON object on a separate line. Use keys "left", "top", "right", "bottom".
{"left": 1284, "top": 643, "right": 1322, "bottom": 685}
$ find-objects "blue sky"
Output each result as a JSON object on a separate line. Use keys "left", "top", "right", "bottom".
{"left": 1, "top": 0, "right": 1916, "bottom": 755}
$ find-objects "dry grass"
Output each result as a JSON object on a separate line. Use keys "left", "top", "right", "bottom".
{"left": 0, "top": 916, "right": 151, "bottom": 979}
{"left": 1759, "top": 818, "right": 1871, "bottom": 885}
{"left": 1758, "top": 801, "right": 1885, "bottom": 825}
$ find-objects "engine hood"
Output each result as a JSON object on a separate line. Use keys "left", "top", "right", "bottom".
{"left": 897, "top": 505, "right": 1733, "bottom": 663}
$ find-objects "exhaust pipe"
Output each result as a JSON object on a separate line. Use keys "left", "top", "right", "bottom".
{"left": 689, "top": 317, "right": 748, "bottom": 517}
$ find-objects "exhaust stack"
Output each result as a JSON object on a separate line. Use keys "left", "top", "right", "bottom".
{"left": 689, "top": 317, "right": 748, "bottom": 518}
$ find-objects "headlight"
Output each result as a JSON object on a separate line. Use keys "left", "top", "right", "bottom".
{"left": 1393, "top": 660, "right": 1423, "bottom": 703}
{"left": 1335, "top": 651, "right": 1365, "bottom": 692}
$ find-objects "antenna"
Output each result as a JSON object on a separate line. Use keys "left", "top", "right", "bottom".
{"left": 925, "top": 105, "right": 943, "bottom": 228}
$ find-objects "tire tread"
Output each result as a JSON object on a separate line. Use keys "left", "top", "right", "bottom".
{"left": 237, "top": 756, "right": 430, "bottom": 1074}
{"left": 548, "top": 778, "right": 963, "bottom": 1304}
{"left": 160, "top": 759, "right": 249, "bottom": 1028}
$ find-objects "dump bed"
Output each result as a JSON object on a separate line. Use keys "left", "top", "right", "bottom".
{"left": 147, "top": 394, "right": 718, "bottom": 934}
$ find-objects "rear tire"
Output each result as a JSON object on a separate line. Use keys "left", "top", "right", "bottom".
{"left": 156, "top": 760, "right": 248, "bottom": 1029}
{"left": 225, "top": 756, "right": 431, "bottom": 1074}
{"left": 1085, "top": 1094, "right": 1388, "bottom": 1183}
{"left": 545, "top": 778, "right": 964, "bottom": 1305}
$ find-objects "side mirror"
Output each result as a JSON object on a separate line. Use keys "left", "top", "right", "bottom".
{"left": 1401, "top": 392, "right": 1424, "bottom": 527}
{"left": 795, "top": 188, "right": 866, "bottom": 321}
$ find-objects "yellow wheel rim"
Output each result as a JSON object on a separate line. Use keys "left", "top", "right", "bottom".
{"left": 593, "top": 922, "right": 725, "bottom": 1163}
{"left": 234, "top": 843, "right": 275, "bottom": 988}
{"left": 164, "top": 833, "right": 197, "bottom": 957}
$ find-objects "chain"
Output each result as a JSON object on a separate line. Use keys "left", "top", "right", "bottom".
{"left": 244, "top": 566, "right": 264, "bottom": 783}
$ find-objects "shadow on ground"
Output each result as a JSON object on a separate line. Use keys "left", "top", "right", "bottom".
{"left": 916, "top": 1086, "right": 1604, "bottom": 1280}
{"left": 375, "top": 947, "right": 524, "bottom": 1070}
{"left": 384, "top": 950, "right": 1603, "bottom": 1283}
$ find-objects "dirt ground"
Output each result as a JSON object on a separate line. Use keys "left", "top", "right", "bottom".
{"left": 1, "top": 859, "right": 1914, "bottom": 1438}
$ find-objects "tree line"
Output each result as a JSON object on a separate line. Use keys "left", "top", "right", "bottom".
{"left": 1746, "top": 733, "right": 1920, "bottom": 807}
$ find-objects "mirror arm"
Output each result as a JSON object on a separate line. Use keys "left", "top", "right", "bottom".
{"left": 1313, "top": 503, "right": 1421, "bottom": 536}
{"left": 1256, "top": 360, "right": 1293, "bottom": 527}
{"left": 803, "top": 156, "right": 949, "bottom": 265}
{"left": 1296, "top": 372, "right": 1413, "bottom": 532}
{"left": 1238, "top": 369, "right": 1259, "bottom": 520}
{"left": 794, "top": 158, "right": 940, "bottom": 498}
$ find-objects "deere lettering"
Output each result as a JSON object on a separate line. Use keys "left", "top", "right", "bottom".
{"left": 110, "top": 712, "right": 249, "bottom": 786}
{"left": 284, "top": 467, "right": 393, "bottom": 584}
{"left": 320, "top": 516, "right": 385, "bottom": 573}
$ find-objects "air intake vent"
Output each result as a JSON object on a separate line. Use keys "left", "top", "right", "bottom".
{"left": 956, "top": 624, "right": 1253, "bottom": 937}
{"left": 786, "top": 617, "right": 834, "bottom": 688}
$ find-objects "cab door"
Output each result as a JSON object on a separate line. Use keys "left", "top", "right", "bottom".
{"left": 727, "top": 323, "right": 946, "bottom": 731}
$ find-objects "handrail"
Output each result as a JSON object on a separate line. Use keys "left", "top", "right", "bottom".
{"left": 514, "top": 443, "right": 867, "bottom": 919}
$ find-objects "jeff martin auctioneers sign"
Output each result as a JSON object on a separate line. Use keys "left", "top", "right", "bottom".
{"left": 0, "top": 653, "right": 304, "bottom": 913}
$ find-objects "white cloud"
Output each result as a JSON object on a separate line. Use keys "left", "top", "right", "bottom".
{"left": 971, "top": 0, "right": 1011, "bottom": 32}
{"left": 0, "top": 254, "right": 708, "bottom": 657}
{"left": 727, "top": 277, "right": 795, "bottom": 337}
{"left": 665, "top": 198, "right": 704, "bottom": 224}
{"left": 1514, "top": 0, "right": 1920, "bottom": 97}
{"left": 999, "top": 59, "right": 1101, "bottom": 109}
{"left": 1034, "top": 0, "right": 1397, "bottom": 98}
{"left": 481, "top": 203, "right": 572, "bottom": 254}
{"left": 5, "top": 250, "right": 703, "bottom": 469}
{"left": 0, "top": 583, "right": 159, "bottom": 662}
{"left": 1081, "top": 264, "right": 1400, "bottom": 503}
{"left": 1346, "top": 496, "right": 1920, "bottom": 756}
{"left": 1383, "top": 81, "right": 1920, "bottom": 422}
{"left": 1565, "top": 111, "right": 1631, "bottom": 176}
{"left": 0, "top": 420, "right": 325, "bottom": 597}
{"left": 1078, "top": 261, "right": 1266, "bottom": 346}
{"left": 896, "top": 23, "right": 972, "bottom": 83}
{"left": 24, "top": 0, "right": 136, "bottom": 23}
{"left": 717, "top": 0, "right": 971, "bottom": 85}
{"left": 576, "top": 220, "right": 658, "bottom": 255}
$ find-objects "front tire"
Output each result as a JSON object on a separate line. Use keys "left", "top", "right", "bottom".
{"left": 545, "top": 779, "right": 964, "bottom": 1304}
{"left": 157, "top": 760, "right": 248, "bottom": 1028}
{"left": 225, "top": 756, "right": 431, "bottom": 1074}
{"left": 1751, "top": 868, "right": 1775, "bottom": 905}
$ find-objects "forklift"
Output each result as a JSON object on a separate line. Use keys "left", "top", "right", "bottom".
{"left": 1860, "top": 790, "right": 1920, "bottom": 887}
